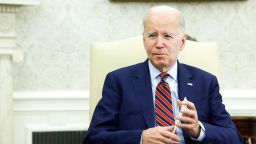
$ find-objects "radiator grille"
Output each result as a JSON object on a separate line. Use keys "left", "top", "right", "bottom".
{"left": 32, "top": 130, "right": 87, "bottom": 144}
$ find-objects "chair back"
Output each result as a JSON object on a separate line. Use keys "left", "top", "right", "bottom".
{"left": 89, "top": 36, "right": 219, "bottom": 120}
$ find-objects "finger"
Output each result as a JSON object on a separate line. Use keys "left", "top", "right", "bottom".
{"left": 180, "top": 100, "right": 198, "bottom": 119}
{"left": 180, "top": 108, "right": 196, "bottom": 118}
{"left": 161, "top": 132, "right": 180, "bottom": 143}
{"left": 176, "top": 115, "right": 194, "bottom": 124}
{"left": 170, "top": 133, "right": 180, "bottom": 142}
{"left": 170, "top": 139, "right": 180, "bottom": 144}
{"left": 163, "top": 126, "right": 174, "bottom": 132}
{"left": 176, "top": 122, "right": 195, "bottom": 130}
{"left": 177, "top": 100, "right": 182, "bottom": 108}
{"left": 142, "top": 127, "right": 174, "bottom": 144}
{"left": 158, "top": 127, "right": 180, "bottom": 143}
{"left": 182, "top": 100, "right": 196, "bottom": 111}
{"left": 160, "top": 126, "right": 174, "bottom": 138}
{"left": 157, "top": 134, "right": 173, "bottom": 144}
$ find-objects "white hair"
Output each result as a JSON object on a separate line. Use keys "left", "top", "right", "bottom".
{"left": 143, "top": 5, "right": 185, "bottom": 34}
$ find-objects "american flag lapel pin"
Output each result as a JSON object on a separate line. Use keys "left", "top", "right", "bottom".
{"left": 187, "top": 82, "right": 193, "bottom": 86}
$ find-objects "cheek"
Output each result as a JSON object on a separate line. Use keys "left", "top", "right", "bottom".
{"left": 171, "top": 49, "right": 180, "bottom": 58}
{"left": 173, "top": 47, "right": 180, "bottom": 54}
{"left": 144, "top": 44, "right": 154, "bottom": 55}
{"left": 167, "top": 43, "right": 180, "bottom": 55}
{"left": 148, "top": 49, "right": 154, "bottom": 57}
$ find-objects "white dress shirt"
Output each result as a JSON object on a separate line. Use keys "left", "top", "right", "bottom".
{"left": 140, "top": 60, "right": 206, "bottom": 144}
{"left": 140, "top": 61, "right": 206, "bottom": 143}
{"left": 148, "top": 60, "right": 185, "bottom": 143}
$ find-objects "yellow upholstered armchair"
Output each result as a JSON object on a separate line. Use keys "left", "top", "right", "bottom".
{"left": 89, "top": 36, "right": 219, "bottom": 120}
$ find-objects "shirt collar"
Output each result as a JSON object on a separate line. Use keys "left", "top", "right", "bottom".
{"left": 148, "top": 60, "right": 178, "bottom": 81}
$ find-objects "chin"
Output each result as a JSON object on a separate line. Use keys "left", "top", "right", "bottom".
{"left": 151, "top": 59, "right": 169, "bottom": 68}
{"left": 157, "top": 61, "right": 168, "bottom": 67}
{"left": 155, "top": 63, "right": 168, "bottom": 70}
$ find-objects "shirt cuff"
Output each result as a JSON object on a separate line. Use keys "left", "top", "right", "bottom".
{"left": 190, "top": 121, "right": 206, "bottom": 141}
{"left": 140, "top": 132, "right": 143, "bottom": 144}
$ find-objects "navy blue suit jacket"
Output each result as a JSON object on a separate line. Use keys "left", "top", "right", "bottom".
{"left": 84, "top": 60, "right": 243, "bottom": 144}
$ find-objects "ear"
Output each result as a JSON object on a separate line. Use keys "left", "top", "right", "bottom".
{"left": 179, "top": 34, "right": 187, "bottom": 51}
{"left": 142, "top": 32, "right": 145, "bottom": 42}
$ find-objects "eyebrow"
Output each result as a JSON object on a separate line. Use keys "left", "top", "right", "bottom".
{"left": 146, "top": 32, "right": 176, "bottom": 35}
{"left": 146, "top": 31, "right": 157, "bottom": 35}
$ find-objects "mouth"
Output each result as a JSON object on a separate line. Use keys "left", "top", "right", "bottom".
{"left": 153, "top": 53, "right": 167, "bottom": 56}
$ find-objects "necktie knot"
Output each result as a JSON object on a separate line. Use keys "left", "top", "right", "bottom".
{"left": 160, "top": 72, "right": 169, "bottom": 82}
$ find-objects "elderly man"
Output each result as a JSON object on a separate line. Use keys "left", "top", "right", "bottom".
{"left": 83, "top": 5, "right": 243, "bottom": 144}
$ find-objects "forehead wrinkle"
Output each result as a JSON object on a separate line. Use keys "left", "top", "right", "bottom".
{"left": 143, "top": 6, "right": 185, "bottom": 33}
{"left": 145, "top": 15, "right": 181, "bottom": 34}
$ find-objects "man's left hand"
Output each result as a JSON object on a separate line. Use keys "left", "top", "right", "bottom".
{"left": 176, "top": 100, "right": 200, "bottom": 138}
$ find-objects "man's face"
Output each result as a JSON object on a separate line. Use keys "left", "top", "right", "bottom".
{"left": 143, "top": 12, "right": 186, "bottom": 72}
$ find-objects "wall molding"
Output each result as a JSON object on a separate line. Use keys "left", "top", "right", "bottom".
{"left": 0, "top": 5, "right": 18, "bottom": 13}
{"left": 0, "top": 0, "right": 40, "bottom": 5}
{"left": 0, "top": 47, "right": 23, "bottom": 62}
{"left": 14, "top": 90, "right": 89, "bottom": 100}
{"left": 13, "top": 91, "right": 89, "bottom": 144}
{"left": 13, "top": 89, "right": 256, "bottom": 116}
{"left": 13, "top": 91, "right": 89, "bottom": 112}
{"left": 221, "top": 89, "right": 256, "bottom": 116}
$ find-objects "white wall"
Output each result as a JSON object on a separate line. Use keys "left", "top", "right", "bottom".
{"left": 14, "top": 0, "right": 256, "bottom": 91}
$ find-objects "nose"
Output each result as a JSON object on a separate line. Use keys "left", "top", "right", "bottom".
{"left": 156, "top": 36, "right": 164, "bottom": 48}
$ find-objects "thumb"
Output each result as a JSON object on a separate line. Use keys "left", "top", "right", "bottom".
{"left": 164, "top": 126, "right": 175, "bottom": 131}
{"left": 177, "top": 100, "right": 182, "bottom": 109}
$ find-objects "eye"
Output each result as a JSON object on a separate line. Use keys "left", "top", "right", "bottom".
{"left": 164, "top": 34, "right": 174, "bottom": 39}
{"left": 148, "top": 34, "right": 156, "bottom": 38}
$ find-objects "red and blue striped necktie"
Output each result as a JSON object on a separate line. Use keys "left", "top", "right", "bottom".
{"left": 155, "top": 72, "right": 175, "bottom": 126}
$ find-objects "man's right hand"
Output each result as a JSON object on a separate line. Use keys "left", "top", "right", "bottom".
{"left": 142, "top": 126, "right": 180, "bottom": 144}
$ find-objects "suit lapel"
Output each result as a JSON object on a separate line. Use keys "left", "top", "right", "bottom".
{"left": 177, "top": 62, "right": 197, "bottom": 141}
{"left": 131, "top": 61, "right": 198, "bottom": 130}
{"left": 132, "top": 60, "right": 155, "bottom": 128}
{"left": 177, "top": 62, "right": 196, "bottom": 102}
